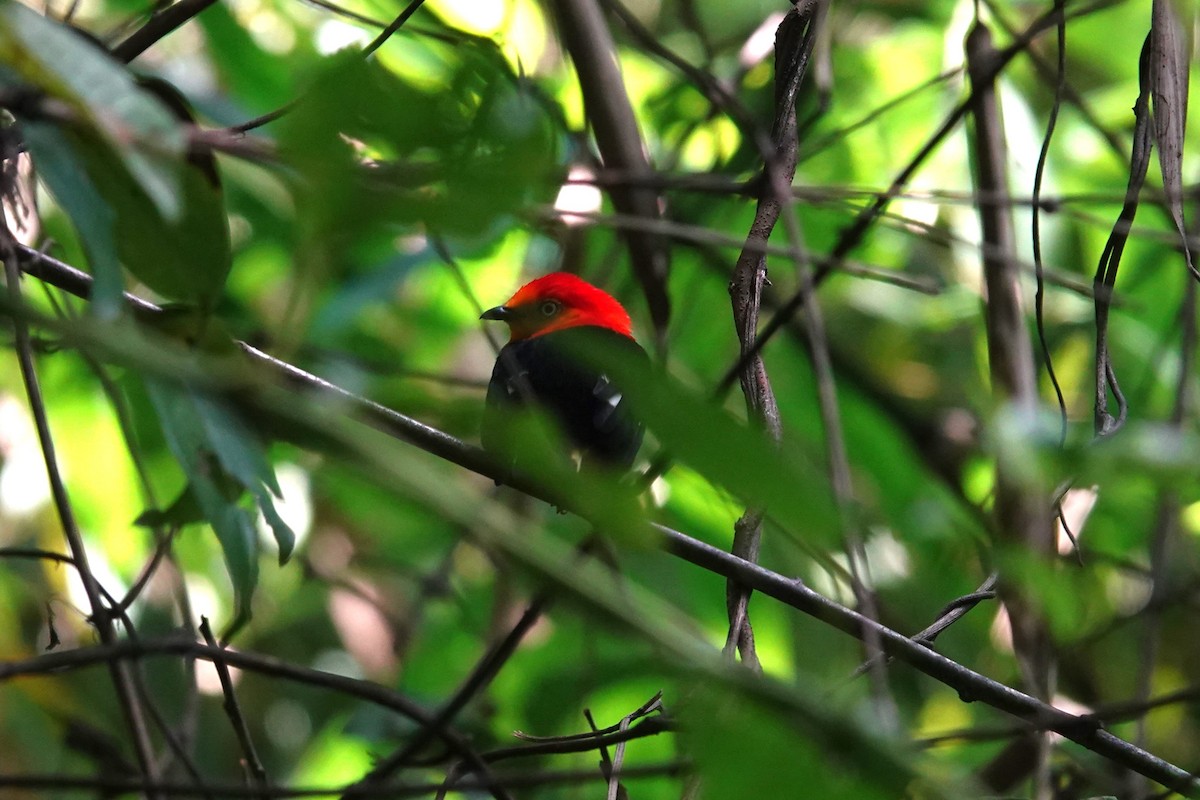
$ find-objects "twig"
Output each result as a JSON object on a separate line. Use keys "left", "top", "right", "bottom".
{"left": 537, "top": 208, "right": 943, "bottom": 294}
{"left": 0, "top": 546, "right": 74, "bottom": 566}
{"left": 799, "top": 66, "right": 965, "bottom": 163}
{"left": 343, "top": 597, "right": 549, "bottom": 798}
{"left": 721, "top": 5, "right": 825, "bottom": 674}
{"left": 966, "top": 17, "right": 1056, "bottom": 793}
{"left": 0, "top": 538, "right": 204, "bottom": 785}
{"left": 70, "top": 339, "right": 205, "bottom": 778}
{"left": 650, "top": 524, "right": 1200, "bottom": 796}
{"left": 848, "top": 572, "right": 998, "bottom": 680}
{"left": 1130, "top": 5, "right": 1198, "bottom": 793}
{"left": 115, "top": 528, "right": 179, "bottom": 613}
{"left": 605, "top": 714, "right": 630, "bottom": 800}
{"left": 360, "top": 0, "right": 426, "bottom": 58}
{"left": 112, "top": 0, "right": 218, "bottom": 62}
{"left": 495, "top": 716, "right": 671, "bottom": 761}
{"left": 1030, "top": 0, "right": 1069, "bottom": 443}
{"left": 582, "top": 709, "right": 622, "bottom": 800}
{"left": 0, "top": 636, "right": 494, "bottom": 772}
{"left": 295, "top": 0, "right": 387, "bottom": 28}
{"left": 1094, "top": 40, "right": 1154, "bottom": 437}
{"left": 198, "top": 618, "right": 270, "bottom": 796}
{"left": 598, "top": 0, "right": 758, "bottom": 137}
{"left": 582, "top": 695, "right": 661, "bottom": 800}
{"left": 513, "top": 692, "right": 663, "bottom": 744}
{"left": 113, "top": 616, "right": 215, "bottom": 799}
{"left": 771, "top": 1, "right": 898, "bottom": 728}
{"left": 1, "top": 229, "right": 161, "bottom": 796}
{"left": 0, "top": 547, "right": 150, "bottom": 629}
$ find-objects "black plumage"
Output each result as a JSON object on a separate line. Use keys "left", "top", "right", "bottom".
{"left": 482, "top": 326, "right": 646, "bottom": 472}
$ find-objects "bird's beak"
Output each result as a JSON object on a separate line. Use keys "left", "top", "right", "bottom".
{"left": 480, "top": 305, "right": 511, "bottom": 321}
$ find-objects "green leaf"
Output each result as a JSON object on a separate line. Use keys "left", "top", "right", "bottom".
{"left": 278, "top": 44, "right": 558, "bottom": 277}
{"left": 134, "top": 469, "right": 243, "bottom": 529}
{"left": 0, "top": 7, "right": 231, "bottom": 309}
{"left": 119, "top": 78, "right": 233, "bottom": 309}
{"left": 135, "top": 482, "right": 203, "bottom": 529}
{"left": 51, "top": 126, "right": 232, "bottom": 310}
{"left": 19, "top": 121, "right": 123, "bottom": 317}
{"left": 146, "top": 378, "right": 261, "bottom": 624}
{"left": 193, "top": 394, "right": 295, "bottom": 563}
{"left": 197, "top": 2, "right": 293, "bottom": 112}
{"left": 677, "top": 683, "right": 901, "bottom": 800}
{"left": 564, "top": 335, "right": 841, "bottom": 546}
{"left": 112, "top": 149, "right": 232, "bottom": 309}
{"left": 0, "top": 2, "right": 185, "bottom": 216}
{"left": 144, "top": 378, "right": 297, "bottom": 624}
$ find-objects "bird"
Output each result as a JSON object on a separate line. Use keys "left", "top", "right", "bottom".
{"left": 480, "top": 272, "right": 647, "bottom": 475}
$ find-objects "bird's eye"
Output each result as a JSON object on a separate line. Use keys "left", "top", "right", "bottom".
{"left": 539, "top": 300, "right": 561, "bottom": 317}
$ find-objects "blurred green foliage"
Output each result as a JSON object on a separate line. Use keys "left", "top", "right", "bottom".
{"left": 0, "top": 0, "right": 1197, "bottom": 798}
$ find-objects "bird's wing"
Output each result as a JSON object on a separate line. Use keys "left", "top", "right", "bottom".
{"left": 591, "top": 374, "right": 625, "bottom": 430}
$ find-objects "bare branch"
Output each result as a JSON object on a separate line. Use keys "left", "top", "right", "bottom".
{"left": 112, "top": 0, "right": 218, "bottom": 63}
{"left": 1, "top": 226, "right": 161, "bottom": 798}
{"left": 198, "top": 618, "right": 270, "bottom": 796}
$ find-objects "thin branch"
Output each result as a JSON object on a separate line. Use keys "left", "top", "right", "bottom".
{"left": 650, "top": 524, "right": 1199, "bottom": 796}
{"left": 537, "top": 208, "right": 943, "bottom": 294}
{"left": 360, "top": 0, "right": 426, "bottom": 58}
{"left": 0, "top": 636, "right": 495, "bottom": 774}
{"left": 198, "top": 618, "right": 270, "bottom": 796}
{"left": 512, "top": 692, "right": 664, "bottom": 744}
{"left": 295, "top": 0, "right": 387, "bottom": 28}
{"left": 343, "top": 597, "right": 548, "bottom": 797}
{"left": 849, "top": 572, "right": 998, "bottom": 681}
{"left": 112, "top": 0, "right": 218, "bottom": 62}
{"left": 799, "top": 66, "right": 965, "bottom": 163}
{"left": 1094, "top": 36, "right": 1153, "bottom": 436}
{"left": 771, "top": 1, "right": 897, "bottom": 728}
{"left": 0, "top": 546, "right": 74, "bottom": 566}
{"left": 966, "top": 23, "right": 1056, "bottom": 796}
{"left": 1, "top": 233, "right": 161, "bottom": 797}
{"left": 599, "top": 0, "right": 759, "bottom": 137}
{"left": 719, "top": 4, "right": 821, "bottom": 677}
{"left": 1030, "top": 0, "right": 1069, "bottom": 443}
{"left": 115, "top": 528, "right": 178, "bottom": 613}
{"left": 495, "top": 717, "right": 672, "bottom": 761}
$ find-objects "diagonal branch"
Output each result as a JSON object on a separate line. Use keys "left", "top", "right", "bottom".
{"left": 112, "top": 0, "right": 218, "bottom": 63}
{"left": 198, "top": 618, "right": 270, "bottom": 796}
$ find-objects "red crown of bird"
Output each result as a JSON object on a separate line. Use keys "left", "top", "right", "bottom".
{"left": 481, "top": 272, "right": 634, "bottom": 342}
